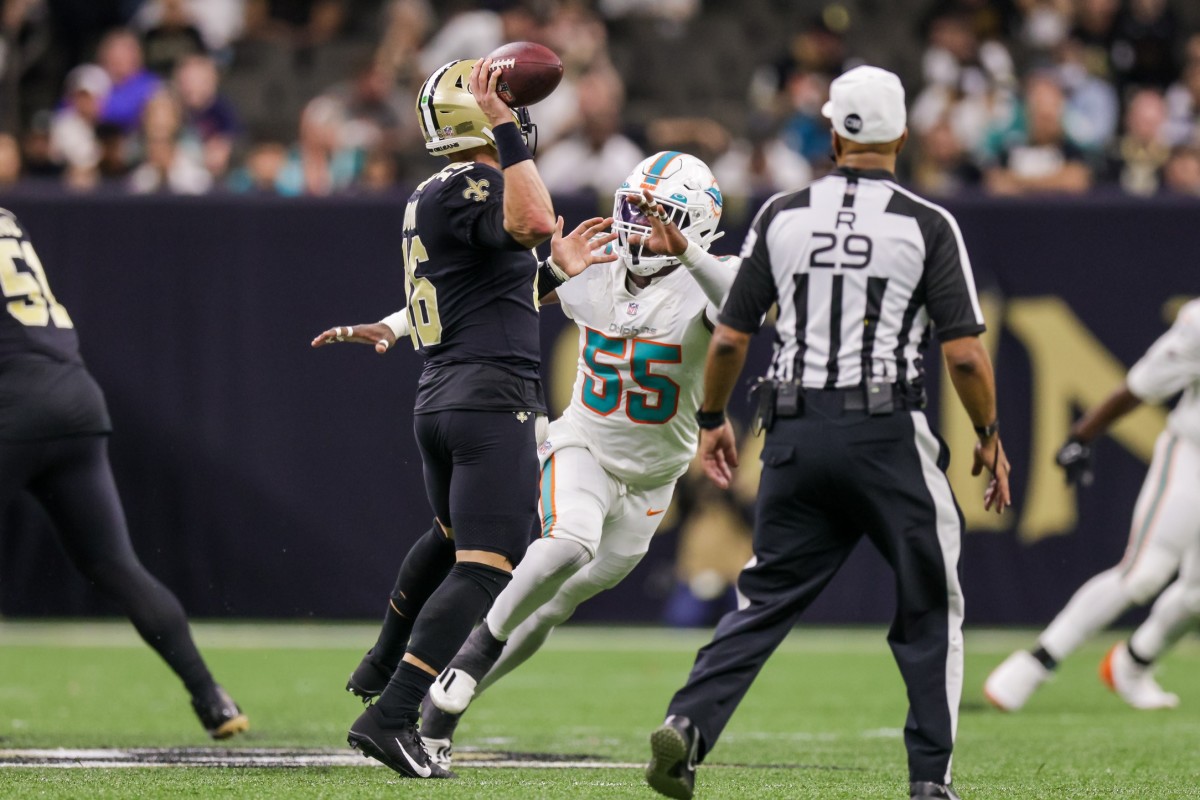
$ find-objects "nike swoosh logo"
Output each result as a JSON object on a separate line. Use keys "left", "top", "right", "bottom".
{"left": 394, "top": 737, "right": 432, "bottom": 777}
{"left": 647, "top": 509, "right": 665, "bottom": 516}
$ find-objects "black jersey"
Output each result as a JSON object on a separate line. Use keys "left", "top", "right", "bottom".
{"left": 402, "top": 161, "right": 545, "bottom": 414}
{"left": 0, "top": 209, "right": 110, "bottom": 440}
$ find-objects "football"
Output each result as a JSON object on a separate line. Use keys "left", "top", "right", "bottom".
{"left": 484, "top": 41, "right": 564, "bottom": 107}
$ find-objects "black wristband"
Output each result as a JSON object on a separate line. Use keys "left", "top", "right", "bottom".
{"left": 536, "top": 259, "right": 566, "bottom": 300}
{"left": 695, "top": 408, "right": 726, "bottom": 430}
{"left": 974, "top": 419, "right": 1000, "bottom": 440}
{"left": 493, "top": 121, "right": 532, "bottom": 169}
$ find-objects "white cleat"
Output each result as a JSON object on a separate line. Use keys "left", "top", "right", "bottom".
{"left": 1100, "top": 642, "right": 1180, "bottom": 710}
{"left": 422, "top": 735, "right": 454, "bottom": 770}
{"left": 429, "top": 667, "right": 477, "bottom": 714}
{"left": 984, "top": 650, "right": 1050, "bottom": 712}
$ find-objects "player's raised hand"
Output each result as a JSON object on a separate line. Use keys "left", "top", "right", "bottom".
{"left": 973, "top": 435, "right": 1012, "bottom": 513}
{"left": 310, "top": 323, "right": 396, "bottom": 355}
{"left": 637, "top": 189, "right": 689, "bottom": 257}
{"left": 699, "top": 420, "right": 739, "bottom": 490}
{"left": 1055, "top": 437, "right": 1095, "bottom": 487}
{"left": 469, "top": 58, "right": 512, "bottom": 129}
{"left": 549, "top": 216, "right": 618, "bottom": 278}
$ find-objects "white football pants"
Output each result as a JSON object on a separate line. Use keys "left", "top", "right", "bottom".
{"left": 479, "top": 442, "right": 675, "bottom": 692}
{"left": 1040, "top": 431, "right": 1200, "bottom": 661}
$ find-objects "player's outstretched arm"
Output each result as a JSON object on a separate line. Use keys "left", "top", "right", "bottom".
{"left": 637, "top": 189, "right": 734, "bottom": 310}
{"left": 310, "top": 318, "right": 402, "bottom": 355}
{"left": 942, "top": 335, "right": 1011, "bottom": 513}
{"left": 539, "top": 217, "right": 617, "bottom": 304}
{"left": 469, "top": 59, "right": 554, "bottom": 248}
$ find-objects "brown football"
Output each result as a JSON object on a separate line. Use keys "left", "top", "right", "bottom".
{"left": 484, "top": 41, "right": 564, "bottom": 107}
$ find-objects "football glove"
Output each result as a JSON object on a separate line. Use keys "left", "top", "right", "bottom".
{"left": 1055, "top": 437, "right": 1094, "bottom": 487}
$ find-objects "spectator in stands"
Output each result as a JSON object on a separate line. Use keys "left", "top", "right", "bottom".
{"left": 537, "top": 66, "right": 643, "bottom": 197}
{"left": 19, "top": 112, "right": 63, "bottom": 181}
{"left": 1106, "top": 88, "right": 1172, "bottom": 196}
{"left": 95, "top": 122, "right": 133, "bottom": 183}
{"left": 1161, "top": 145, "right": 1200, "bottom": 195}
{"left": 127, "top": 89, "right": 212, "bottom": 194}
{"left": 910, "top": 9, "right": 1016, "bottom": 158}
{"left": 134, "top": 0, "right": 246, "bottom": 54}
{"left": 227, "top": 138, "right": 289, "bottom": 193}
{"left": 1071, "top": 0, "right": 1120, "bottom": 81}
{"left": 319, "top": 58, "right": 411, "bottom": 156}
{"left": 356, "top": 147, "right": 399, "bottom": 194}
{"left": 141, "top": 0, "right": 208, "bottom": 77}
{"left": 0, "top": 133, "right": 21, "bottom": 186}
{"left": 1015, "top": 0, "right": 1073, "bottom": 58}
{"left": 1110, "top": 0, "right": 1180, "bottom": 91}
{"left": 983, "top": 73, "right": 1092, "bottom": 195}
{"left": 268, "top": 0, "right": 348, "bottom": 48}
{"left": 375, "top": 0, "right": 433, "bottom": 84}
{"left": 711, "top": 117, "right": 811, "bottom": 200}
{"left": 50, "top": 64, "right": 111, "bottom": 190}
{"left": 778, "top": 70, "right": 832, "bottom": 169}
{"left": 1164, "top": 59, "right": 1200, "bottom": 146}
{"left": 97, "top": 29, "right": 162, "bottom": 132}
{"left": 174, "top": 54, "right": 239, "bottom": 180}
{"left": 911, "top": 117, "right": 983, "bottom": 197}
{"left": 418, "top": 0, "right": 543, "bottom": 76}
{"left": 275, "top": 96, "right": 361, "bottom": 196}
{"left": 1054, "top": 36, "right": 1120, "bottom": 153}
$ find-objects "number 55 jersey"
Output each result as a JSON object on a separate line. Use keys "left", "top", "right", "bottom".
{"left": 552, "top": 255, "right": 740, "bottom": 488}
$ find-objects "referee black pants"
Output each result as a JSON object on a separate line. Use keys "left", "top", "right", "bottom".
{"left": 667, "top": 404, "right": 965, "bottom": 785}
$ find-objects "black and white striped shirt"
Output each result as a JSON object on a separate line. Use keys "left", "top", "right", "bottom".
{"left": 720, "top": 167, "right": 985, "bottom": 391}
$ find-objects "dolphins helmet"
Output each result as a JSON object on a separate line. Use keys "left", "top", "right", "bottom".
{"left": 416, "top": 59, "right": 536, "bottom": 156}
{"left": 612, "top": 151, "right": 724, "bottom": 277}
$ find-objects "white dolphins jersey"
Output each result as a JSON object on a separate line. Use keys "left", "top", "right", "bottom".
{"left": 1127, "top": 298, "right": 1200, "bottom": 447}
{"left": 552, "top": 256, "right": 740, "bottom": 487}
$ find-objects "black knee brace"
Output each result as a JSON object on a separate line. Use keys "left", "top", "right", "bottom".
{"left": 406, "top": 561, "right": 512, "bottom": 673}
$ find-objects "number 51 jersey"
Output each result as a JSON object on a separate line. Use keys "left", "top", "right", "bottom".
{"left": 554, "top": 257, "right": 740, "bottom": 487}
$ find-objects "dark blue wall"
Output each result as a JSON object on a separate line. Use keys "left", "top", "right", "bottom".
{"left": 0, "top": 190, "right": 1196, "bottom": 625}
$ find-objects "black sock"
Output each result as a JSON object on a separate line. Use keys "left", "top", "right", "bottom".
{"left": 373, "top": 523, "right": 456, "bottom": 669}
{"left": 1031, "top": 645, "right": 1058, "bottom": 671}
{"left": 376, "top": 662, "right": 436, "bottom": 725}
{"left": 1126, "top": 641, "right": 1153, "bottom": 667}
{"left": 375, "top": 562, "right": 511, "bottom": 720}
{"left": 449, "top": 622, "right": 507, "bottom": 680}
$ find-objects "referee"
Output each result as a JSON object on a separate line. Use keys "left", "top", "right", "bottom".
{"left": 644, "top": 66, "right": 1010, "bottom": 800}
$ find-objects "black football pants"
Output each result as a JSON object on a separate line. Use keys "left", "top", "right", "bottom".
{"left": 666, "top": 402, "right": 965, "bottom": 785}
{"left": 0, "top": 435, "right": 215, "bottom": 696}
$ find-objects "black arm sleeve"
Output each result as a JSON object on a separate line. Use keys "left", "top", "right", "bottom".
{"left": 442, "top": 167, "right": 528, "bottom": 252}
{"left": 923, "top": 213, "right": 986, "bottom": 341}
{"left": 718, "top": 207, "right": 778, "bottom": 334}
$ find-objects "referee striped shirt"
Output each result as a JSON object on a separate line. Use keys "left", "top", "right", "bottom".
{"left": 720, "top": 167, "right": 985, "bottom": 391}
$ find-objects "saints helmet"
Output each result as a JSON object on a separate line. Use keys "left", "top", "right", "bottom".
{"left": 417, "top": 59, "right": 536, "bottom": 156}
{"left": 612, "top": 151, "right": 725, "bottom": 277}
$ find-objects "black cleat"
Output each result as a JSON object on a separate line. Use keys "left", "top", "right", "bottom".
{"left": 346, "top": 649, "right": 393, "bottom": 702}
{"left": 646, "top": 715, "right": 700, "bottom": 800}
{"left": 911, "top": 781, "right": 962, "bottom": 800}
{"left": 348, "top": 703, "right": 455, "bottom": 779}
{"left": 191, "top": 685, "right": 249, "bottom": 740}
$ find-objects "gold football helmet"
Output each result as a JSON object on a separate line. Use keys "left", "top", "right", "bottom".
{"left": 416, "top": 59, "right": 536, "bottom": 156}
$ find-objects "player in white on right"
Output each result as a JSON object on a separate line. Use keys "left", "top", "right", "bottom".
{"left": 418, "top": 152, "right": 741, "bottom": 766}
{"left": 986, "top": 299, "right": 1200, "bottom": 712}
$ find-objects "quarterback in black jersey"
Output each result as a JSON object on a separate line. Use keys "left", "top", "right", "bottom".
{"left": 0, "top": 208, "right": 247, "bottom": 739}
{"left": 312, "top": 58, "right": 600, "bottom": 779}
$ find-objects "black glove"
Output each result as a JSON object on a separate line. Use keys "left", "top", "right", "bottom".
{"left": 1056, "top": 437, "right": 1094, "bottom": 487}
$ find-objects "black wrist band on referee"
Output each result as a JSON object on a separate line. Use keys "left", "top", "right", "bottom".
{"left": 695, "top": 408, "right": 726, "bottom": 430}
{"left": 493, "top": 122, "right": 532, "bottom": 169}
{"left": 974, "top": 419, "right": 1000, "bottom": 440}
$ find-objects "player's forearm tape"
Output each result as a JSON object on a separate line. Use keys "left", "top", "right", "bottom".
{"left": 678, "top": 240, "right": 735, "bottom": 309}
{"left": 537, "top": 257, "right": 569, "bottom": 299}
{"left": 494, "top": 122, "right": 533, "bottom": 169}
{"left": 379, "top": 309, "right": 411, "bottom": 339}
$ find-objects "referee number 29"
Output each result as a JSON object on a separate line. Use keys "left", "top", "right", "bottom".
{"left": 809, "top": 232, "right": 873, "bottom": 270}
{"left": 0, "top": 238, "right": 73, "bottom": 329}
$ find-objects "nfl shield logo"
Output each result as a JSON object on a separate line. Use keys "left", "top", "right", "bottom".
{"left": 626, "top": 302, "right": 639, "bottom": 316}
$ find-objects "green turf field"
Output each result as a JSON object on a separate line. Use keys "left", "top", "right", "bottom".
{"left": 1, "top": 623, "right": 1197, "bottom": 799}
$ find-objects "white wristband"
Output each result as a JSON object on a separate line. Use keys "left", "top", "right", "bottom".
{"left": 379, "top": 309, "right": 411, "bottom": 339}
{"left": 677, "top": 239, "right": 709, "bottom": 269}
{"left": 545, "top": 256, "right": 570, "bottom": 283}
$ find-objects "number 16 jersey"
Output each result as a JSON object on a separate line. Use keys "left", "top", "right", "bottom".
{"left": 554, "top": 257, "right": 740, "bottom": 488}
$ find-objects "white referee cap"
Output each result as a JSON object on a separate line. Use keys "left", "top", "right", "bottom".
{"left": 821, "top": 66, "right": 906, "bottom": 144}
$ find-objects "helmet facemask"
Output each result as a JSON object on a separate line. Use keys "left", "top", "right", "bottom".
{"left": 612, "top": 189, "right": 696, "bottom": 277}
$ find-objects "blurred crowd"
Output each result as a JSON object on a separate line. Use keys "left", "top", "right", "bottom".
{"left": 1, "top": 0, "right": 1199, "bottom": 199}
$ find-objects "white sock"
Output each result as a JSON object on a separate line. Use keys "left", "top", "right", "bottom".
{"left": 1129, "top": 581, "right": 1200, "bottom": 663}
{"left": 486, "top": 538, "right": 590, "bottom": 641}
{"left": 1039, "top": 567, "right": 1133, "bottom": 662}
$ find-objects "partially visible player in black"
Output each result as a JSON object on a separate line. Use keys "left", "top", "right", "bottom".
{"left": 0, "top": 208, "right": 247, "bottom": 739}
{"left": 311, "top": 57, "right": 587, "bottom": 779}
